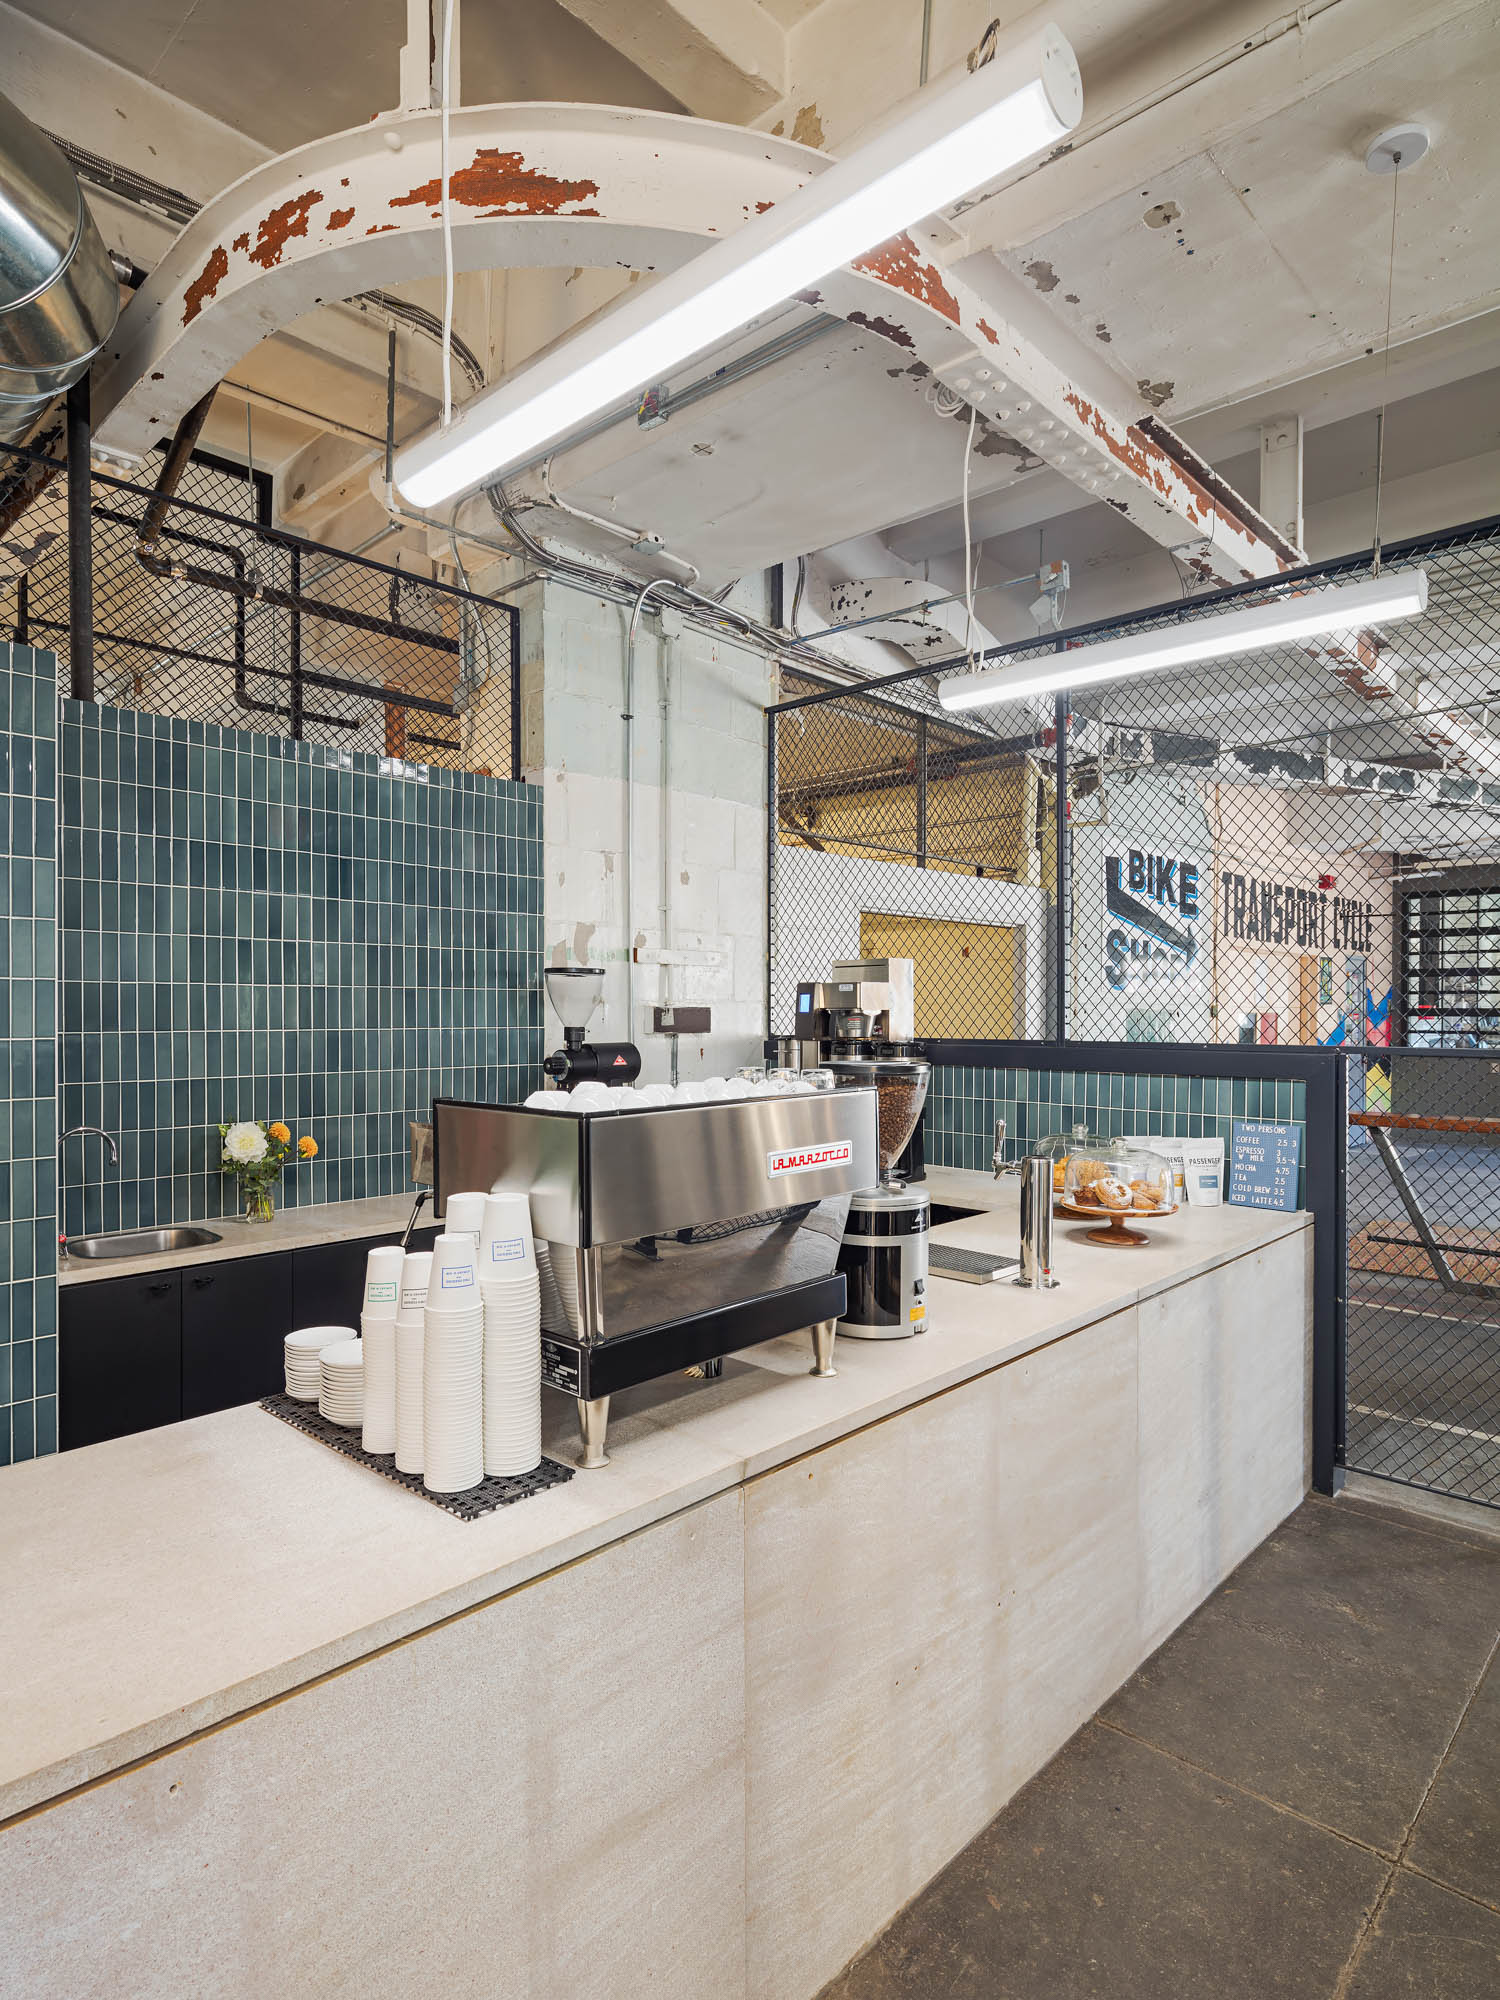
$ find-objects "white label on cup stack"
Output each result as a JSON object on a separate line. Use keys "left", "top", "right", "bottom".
{"left": 367, "top": 1280, "right": 398, "bottom": 1304}
{"left": 440, "top": 1266, "right": 474, "bottom": 1290}
{"left": 489, "top": 1237, "right": 526, "bottom": 1264}
{"left": 401, "top": 1283, "right": 428, "bottom": 1311}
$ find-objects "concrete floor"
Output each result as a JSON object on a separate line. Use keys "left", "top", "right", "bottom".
{"left": 822, "top": 1493, "right": 1500, "bottom": 1999}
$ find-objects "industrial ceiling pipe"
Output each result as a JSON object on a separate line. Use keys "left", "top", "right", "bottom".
{"left": 0, "top": 88, "right": 119, "bottom": 446}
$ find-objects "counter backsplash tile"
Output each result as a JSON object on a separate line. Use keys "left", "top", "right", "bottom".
{"left": 0, "top": 645, "right": 58, "bottom": 1466}
{"left": 925, "top": 1064, "right": 1308, "bottom": 1205}
{"left": 56, "top": 703, "right": 544, "bottom": 1239}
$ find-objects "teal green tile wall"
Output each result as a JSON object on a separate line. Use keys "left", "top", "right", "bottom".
{"left": 0, "top": 644, "right": 58, "bottom": 1465}
{"left": 926, "top": 1065, "right": 1308, "bottom": 1206}
{"left": 57, "top": 702, "right": 543, "bottom": 1237}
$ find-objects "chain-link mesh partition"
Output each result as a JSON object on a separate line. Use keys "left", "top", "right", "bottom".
{"left": 1, "top": 443, "right": 519, "bottom": 777}
{"left": 1346, "top": 1049, "right": 1500, "bottom": 1506}
{"left": 771, "top": 517, "right": 1500, "bottom": 1052}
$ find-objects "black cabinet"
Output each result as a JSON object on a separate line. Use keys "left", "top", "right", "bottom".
{"left": 59, "top": 1271, "right": 182, "bottom": 1451}
{"left": 59, "top": 1222, "right": 446, "bottom": 1451}
{"left": 182, "top": 1252, "right": 294, "bottom": 1420}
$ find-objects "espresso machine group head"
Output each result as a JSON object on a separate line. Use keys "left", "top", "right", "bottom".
{"left": 541, "top": 966, "right": 642, "bottom": 1091}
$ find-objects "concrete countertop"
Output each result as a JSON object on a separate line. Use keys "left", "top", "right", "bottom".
{"left": 1, "top": 1170, "right": 1310, "bottom": 1821}
{"left": 58, "top": 1191, "right": 429, "bottom": 1287}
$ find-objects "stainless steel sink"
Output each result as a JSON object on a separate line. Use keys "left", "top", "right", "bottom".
{"left": 65, "top": 1226, "right": 222, "bottom": 1261}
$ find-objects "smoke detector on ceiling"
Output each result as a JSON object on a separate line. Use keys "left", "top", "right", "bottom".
{"left": 1364, "top": 123, "right": 1431, "bottom": 174}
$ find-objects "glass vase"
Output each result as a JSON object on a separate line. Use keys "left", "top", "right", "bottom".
{"left": 242, "top": 1181, "right": 276, "bottom": 1226}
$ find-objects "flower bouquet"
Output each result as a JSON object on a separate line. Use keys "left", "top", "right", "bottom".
{"left": 219, "top": 1120, "right": 318, "bottom": 1224}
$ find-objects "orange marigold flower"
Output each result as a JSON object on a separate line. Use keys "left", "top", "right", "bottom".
{"left": 298, "top": 1135, "right": 318, "bottom": 1159}
{"left": 268, "top": 1122, "right": 291, "bottom": 1144}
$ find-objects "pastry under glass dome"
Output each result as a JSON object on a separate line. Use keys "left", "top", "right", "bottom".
{"left": 1060, "top": 1143, "right": 1176, "bottom": 1246}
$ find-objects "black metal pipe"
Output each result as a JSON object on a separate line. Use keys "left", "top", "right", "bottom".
{"left": 137, "top": 387, "right": 216, "bottom": 550}
{"left": 289, "top": 543, "right": 303, "bottom": 740}
{"left": 916, "top": 715, "right": 928, "bottom": 869}
{"left": 65, "top": 373, "right": 94, "bottom": 701}
{"left": 134, "top": 547, "right": 460, "bottom": 654}
{"left": 1052, "top": 688, "right": 1069, "bottom": 1042}
{"left": 12, "top": 571, "right": 27, "bottom": 645}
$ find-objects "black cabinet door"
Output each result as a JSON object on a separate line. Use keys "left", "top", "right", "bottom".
{"left": 291, "top": 1237, "right": 383, "bottom": 1333}
{"left": 181, "top": 1252, "right": 294, "bottom": 1419}
{"left": 59, "top": 1273, "right": 182, "bottom": 1451}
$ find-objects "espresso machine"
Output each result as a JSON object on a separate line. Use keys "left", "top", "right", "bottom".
{"left": 792, "top": 959, "right": 932, "bottom": 1339}
{"left": 541, "top": 966, "right": 642, "bottom": 1091}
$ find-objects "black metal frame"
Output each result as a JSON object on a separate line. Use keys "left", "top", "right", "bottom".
{"left": 7, "top": 431, "right": 526, "bottom": 779}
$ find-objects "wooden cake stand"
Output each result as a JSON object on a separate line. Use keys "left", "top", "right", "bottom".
{"left": 1055, "top": 1199, "right": 1177, "bottom": 1248}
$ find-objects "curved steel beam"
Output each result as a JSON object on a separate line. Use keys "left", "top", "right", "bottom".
{"left": 95, "top": 102, "right": 1291, "bottom": 583}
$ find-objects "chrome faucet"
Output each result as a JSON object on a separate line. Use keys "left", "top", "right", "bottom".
{"left": 60, "top": 1124, "right": 120, "bottom": 1167}
{"left": 993, "top": 1116, "right": 1016, "bottom": 1178}
{"left": 58, "top": 1127, "right": 119, "bottom": 1257}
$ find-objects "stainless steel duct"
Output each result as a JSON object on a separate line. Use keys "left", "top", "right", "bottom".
{"left": 0, "top": 89, "right": 119, "bottom": 445}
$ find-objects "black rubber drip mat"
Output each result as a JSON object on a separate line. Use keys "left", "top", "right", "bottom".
{"left": 260, "top": 1393, "right": 574, "bottom": 1520}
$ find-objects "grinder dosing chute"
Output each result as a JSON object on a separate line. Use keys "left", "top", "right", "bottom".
{"left": 542, "top": 967, "right": 642, "bottom": 1091}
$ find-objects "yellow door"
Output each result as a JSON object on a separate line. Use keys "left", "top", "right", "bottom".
{"left": 859, "top": 912, "right": 1023, "bottom": 1039}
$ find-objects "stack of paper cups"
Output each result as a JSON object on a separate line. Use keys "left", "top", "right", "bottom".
{"left": 394, "top": 1249, "right": 432, "bottom": 1476}
{"left": 423, "top": 1232, "right": 484, "bottom": 1493}
{"left": 443, "top": 1190, "right": 487, "bottom": 1245}
{"left": 359, "top": 1244, "right": 404, "bottom": 1456}
{"left": 479, "top": 1191, "right": 542, "bottom": 1477}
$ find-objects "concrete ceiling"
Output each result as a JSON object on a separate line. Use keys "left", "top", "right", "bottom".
{"left": 10, "top": 0, "right": 684, "bottom": 151}
{"left": 7, "top": 0, "right": 1498, "bottom": 630}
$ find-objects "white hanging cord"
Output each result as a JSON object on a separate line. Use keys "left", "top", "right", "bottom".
{"left": 1371, "top": 150, "right": 1401, "bottom": 574}
{"left": 439, "top": 0, "right": 456, "bottom": 429}
{"left": 962, "top": 402, "right": 979, "bottom": 667}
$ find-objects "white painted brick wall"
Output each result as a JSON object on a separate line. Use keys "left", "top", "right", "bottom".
{"left": 537, "top": 582, "right": 774, "bottom": 1080}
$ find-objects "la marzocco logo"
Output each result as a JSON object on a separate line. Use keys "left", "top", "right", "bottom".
{"left": 767, "top": 1141, "right": 854, "bottom": 1178}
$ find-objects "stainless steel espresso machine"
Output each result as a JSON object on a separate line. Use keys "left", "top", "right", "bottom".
{"left": 791, "top": 959, "right": 932, "bottom": 1340}
{"left": 433, "top": 1087, "right": 878, "bottom": 1466}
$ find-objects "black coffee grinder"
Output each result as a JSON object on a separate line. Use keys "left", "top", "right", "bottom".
{"left": 541, "top": 967, "right": 642, "bottom": 1091}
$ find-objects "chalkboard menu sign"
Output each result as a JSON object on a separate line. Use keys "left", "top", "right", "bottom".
{"left": 1229, "top": 1121, "right": 1302, "bottom": 1211}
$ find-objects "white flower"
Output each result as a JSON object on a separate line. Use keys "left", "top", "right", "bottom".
{"left": 223, "top": 1121, "right": 269, "bottom": 1166}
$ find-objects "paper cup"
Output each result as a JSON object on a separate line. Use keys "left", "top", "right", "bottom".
{"left": 443, "top": 1190, "right": 488, "bottom": 1242}
{"left": 398, "top": 1249, "right": 433, "bottom": 1319}
{"left": 480, "top": 1191, "right": 536, "bottom": 1273}
{"left": 361, "top": 1246, "right": 405, "bottom": 1318}
{"left": 429, "top": 1230, "right": 479, "bottom": 1298}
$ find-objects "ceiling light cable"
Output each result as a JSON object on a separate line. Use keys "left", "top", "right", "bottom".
{"left": 439, "top": 0, "right": 457, "bottom": 430}
{"left": 1371, "top": 148, "right": 1402, "bottom": 574}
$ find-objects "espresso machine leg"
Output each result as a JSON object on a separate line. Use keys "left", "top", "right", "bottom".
{"left": 808, "top": 1318, "right": 838, "bottom": 1378}
{"left": 577, "top": 1395, "right": 611, "bottom": 1469}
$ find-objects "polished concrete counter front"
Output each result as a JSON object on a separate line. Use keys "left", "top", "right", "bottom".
{"left": 0, "top": 1173, "right": 1313, "bottom": 1999}
{"left": 58, "top": 1190, "right": 427, "bottom": 1286}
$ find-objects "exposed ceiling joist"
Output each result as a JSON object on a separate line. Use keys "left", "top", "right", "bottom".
{"left": 550, "top": 0, "right": 787, "bottom": 121}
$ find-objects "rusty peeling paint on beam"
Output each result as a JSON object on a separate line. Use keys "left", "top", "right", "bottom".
{"left": 182, "top": 244, "right": 228, "bottom": 326}
{"left": 328, "top": 206, "right": 355, "bottom": 230}
{"left": 853, "top": 233, "right": 959, "bottom": 326}
{"left": 248, "top": 191, "right": 324, "bottom": 271}
{"left": 391, "top": 149, "right": 600, "bottom": 217}
{"left": 847, "top": 310, "right": 914, "bottom": 349}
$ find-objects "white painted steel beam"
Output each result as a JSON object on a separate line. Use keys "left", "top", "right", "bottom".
{"left": 91, "top": 102, "right": 1290, "bottom": 584}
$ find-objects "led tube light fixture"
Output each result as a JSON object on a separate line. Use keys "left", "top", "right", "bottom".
{"left": 937, "top": 569, "right": 1430, "bottom": 711}
{"left": 394, "top": 25, "right": 1082, "bottom": 507}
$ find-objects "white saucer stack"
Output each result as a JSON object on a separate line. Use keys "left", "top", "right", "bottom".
{"left": 284, "top": 1325, "right": 353, "bottom": 1401}
{"left": 318, "top": 1337, "right": 365, "bottom": 1427}
{"left": 394, "top": 1249, "right": 432, "bottom": 1477}
{"left": 423, "top": 1232, "right": 484, "bottom": 1493}
{"left": 479, "top": 1192, "right": 542, "bottom": 1477}
{"left": 360, "top": 1244, "right": 404, "bottom": 1456}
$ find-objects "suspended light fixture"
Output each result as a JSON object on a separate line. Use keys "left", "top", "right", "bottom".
{"left": 936, "top": 569, "right": 1430, "bottom": 712}
{"left": 394, "top": 24, "right": 1082, "bottom": 507}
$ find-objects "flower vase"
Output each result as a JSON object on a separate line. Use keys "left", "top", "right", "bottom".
{"left": 242, "top": 1182, "right": 276, "bottom": 1226}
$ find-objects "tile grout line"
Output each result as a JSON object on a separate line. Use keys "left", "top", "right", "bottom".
{"left": 1093, "top": 1716, "right": 1401, "bottom": 1865}
{"left": 1330, "top": 1625, "right": 1500, "bottom": 2000}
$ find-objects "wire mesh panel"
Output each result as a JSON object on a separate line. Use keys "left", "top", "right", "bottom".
{"left": 771, "top": 519, "right": 1500, "bottom": 1054}
{"left": 1346, "top": 1049, "right": 1500, "bottom": 1508}
{"left": 1, "top": 444, "right": 519, "bottom": 779}
{"left": 772, "top": 666, "right": 1052, "bottom": 1038}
